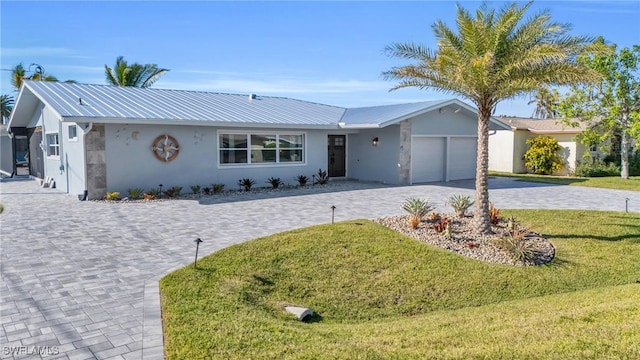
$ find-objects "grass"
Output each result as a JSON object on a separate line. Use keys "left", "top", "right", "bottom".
{"left": 489, "top": 171, "right": 640, "bottom": 191}
{"left": 160, "top": 210, "right": 640, "bottom": 359}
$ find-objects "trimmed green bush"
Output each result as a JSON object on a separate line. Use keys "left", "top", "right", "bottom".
{"left": 576, "top": 158, "right": 620, "bottom": 177}
{"left": 523, "top": 136, "right": 564, "bottom": 175}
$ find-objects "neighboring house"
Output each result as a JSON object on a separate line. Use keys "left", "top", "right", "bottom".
{"left": 8, "top": 81, "right": 508, "bottom": 199}
{"left": 489, "top": 117, "right": 589, "bottom": 175}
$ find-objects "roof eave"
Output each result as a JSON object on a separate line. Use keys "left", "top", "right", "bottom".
{"left": 61, "top": 116, "right": 339, "bottom": 130}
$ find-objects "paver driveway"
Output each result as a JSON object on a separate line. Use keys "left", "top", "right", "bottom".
{"left": 1, "top": 177, "right": 638, "bottom": 359}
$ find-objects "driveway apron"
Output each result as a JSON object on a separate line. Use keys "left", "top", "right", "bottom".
{"left": 1, "top": 177, "right": 638, "bottom": 359}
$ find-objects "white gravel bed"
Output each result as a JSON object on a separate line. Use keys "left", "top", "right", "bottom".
{"left": 374, "top": 213, "right": 555, "bottom": 266}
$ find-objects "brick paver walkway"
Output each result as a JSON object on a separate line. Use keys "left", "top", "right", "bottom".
{"left": 1, "top": 177, "right": 638, "bottom": 359}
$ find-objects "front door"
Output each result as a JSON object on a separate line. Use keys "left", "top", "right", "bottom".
{"left": 328, "top": 135, "right": 346, "bottom": 177}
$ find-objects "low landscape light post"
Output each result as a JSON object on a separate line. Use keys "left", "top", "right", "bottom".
{"left": 158, "top": 183, "right": 163, "bottom": 198}
{"left": 193, "top": 238, "right": 203, "bottom": 269}
{"left": 331, "top": 205, "right": 336, "bottom": 224}
{"left": 626, "top": 198, "right": 630, "bottom": 213}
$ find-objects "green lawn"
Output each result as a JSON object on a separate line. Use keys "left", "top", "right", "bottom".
{"left": 160, "top": 210, "right": 640, "bottom": 359}
{"left": 489, "top": 171, "right": 640, "bottom": 191}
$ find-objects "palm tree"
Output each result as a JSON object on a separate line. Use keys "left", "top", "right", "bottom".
{"left": 105, "top": 56, "right": 169, "bottom": 88}
{"left": 1, "top": 94, "right": 14, "bottom": 124}
{"left": 384, "top": 2, "right": 599, "bottom": 234}
{"left": 11, "top": 63, "right": 58, "bottom": 90}
{"left": 528, "top": 87, "right": 561, "bottom": 119}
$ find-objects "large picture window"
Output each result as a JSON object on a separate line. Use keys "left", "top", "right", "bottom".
{"left": 46, "top": 133, "right": 60, "bottom": 157}
{"left": 219, "top": 132, "right": 305, "bottom": 165}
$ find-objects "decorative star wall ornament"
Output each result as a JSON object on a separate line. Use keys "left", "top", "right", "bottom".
{"left": 152, "top": 134, "right": 180, "bottom": 162}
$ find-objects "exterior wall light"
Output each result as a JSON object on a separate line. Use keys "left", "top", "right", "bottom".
{"left": 372, "top": 137, "right": 379, "bottom": 147}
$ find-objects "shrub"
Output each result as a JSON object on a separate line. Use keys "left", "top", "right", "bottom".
{"left": 493, "top": 227, "right": 539, "bottom": 262}
{"left": 575, "top": 158, "right": 621, "bottom": 177}
{"left": 238, "top": 178, "right": 255, "bottom": 192}
{"left": 402, "top": 197, "right": 436, "bottom": 229}
{"left": 106, "top": 192, "right": 120, "bottom": 201}
{"left": 202, "top": 187, "right": 212, "bottom": 195}
{"left": 433, "top": 217, "right": 450, "bottom": 233}
{"left": 296, "top": 175, "right": 309, "bottom": 186}
{"left": 448, "top": 194, "right": 473, "bottom": 217}
{"left": 523, "top": 136, "right": 564, "bottom": 175}
{"left": 143, "top": 193, "right": 155, "bottom": 200}
{"left": 267, "top": 177, "right": 283, "bottom": 189}
{"left": 190, "top": 185, "right": 201, "bottom": 195}
{"left": 148, "top": 188, "right": 162, "bottom": 198}
{"left": 212, "top": 184, "right": 225, "bottom": 194}
{"left": 489, "top": 202, "right": 501, "bottom": 226}
{"left": 128, "top": 188, "right": 144, "bottom": 200}
{"left": 314, "top": 169, "right": 329, "bottom": 185}
{"left": 164, "top": 186, "right": 182, "bottom": 198}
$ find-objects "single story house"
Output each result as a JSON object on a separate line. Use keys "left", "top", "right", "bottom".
{"left": 489, "top": 116, "right": 589, "bottom": 175}
{"left": 7, "top": 81, "right": 509, "bottom": 199}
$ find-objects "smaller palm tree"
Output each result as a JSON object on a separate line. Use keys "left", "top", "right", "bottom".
{"left": 0, "top": 95, "right": 14, "bottom": 123}
{"left": 528, "top": 88, "right": 561, "bottom": 119}
{"left": 11, "top": 63, "right": 58, "bottom": 90}
{"left": 105, "top": 56, "right": 169, "bottom": 88}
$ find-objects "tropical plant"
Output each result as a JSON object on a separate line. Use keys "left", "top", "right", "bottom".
{"left": 523, "top": 136, "right": 564, "bottom": 175}
{"left": 164, "top": 186, "right": 182, "bottom": 198}
{"left": 402, "top": 197, "right": 436, "bottom": 229}
{"left": 489, "top": 202, "right": 501, "bottom": 226}
{"left": 105, "top": 56, "right": 169, "bottom": 88}
{"left": 528, "top": 87, "right": 561, "bottom": 119}
{"left": 448, "top": 194, "right": 474, "bottom": 218}
{"left": 0, "top": 95, "right": 14, "bottom": 123}
{"left": 296, "top": 175, "right": 309, "bottom": 186}
{"left": 433, "top": 217, "right": 451, "bottom": 233}
{"left": 383, "top": 2, "right": 600, "bottom": 233}
{"left": 147, "top": 188, "right": 162, "bottom": 198}
{"left": 143, "top": 193, "right": 155, "bottom": 201}
{"left": 190, "top": 185, "right": 201, "bottom": 195}
{"left": 557, "top": 40, "right": 640, "bottom": 179}
{"left": 202, "top": 187, "right": 212, "bottom": 195}
{"left": 238, "top": 178, "right": 255, "bottom": 192}
{"left": 493, "top": 226, "right": 539, "bottom": 263}
{"left": 11, "top": 63, "right": 59, "bottom": 90}
{"left": 106, "top": 192, "right": 120, "bottom": 201}
{"left": 128, "top": 187, "right": 144, "bottom": 200}
{"left": 314, "top": 169, "right": 329, "bottom": 185}
{"left": 267, "top": 177, "right": 283, "bottom": 189}
{"left": 212, "top": 183, "right": 225, "bottom": 194}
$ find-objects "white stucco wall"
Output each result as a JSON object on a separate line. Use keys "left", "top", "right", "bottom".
{"left": 554, "top": 133, "right": 583, "bottom": 175}
{"left": 103, "top": 124, "right": 333, "bottom": 193}
{"left": 488, "top": 130, "right": 515, "bottom": 173}
{"left": 0, "top": 127, "right": 12, "bottom": 175}
{"left": 347, "top": 126, "right": 401, "bottom": 184}
{"left": 411, "top": 110, "right": 477, "bottom": 136}
{"left": 39, "top": 105, "right": 67, "bottom": 189}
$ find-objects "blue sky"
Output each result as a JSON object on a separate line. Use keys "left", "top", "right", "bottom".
{"left": 1, "top": 1, "right": 639, "bottom": 117}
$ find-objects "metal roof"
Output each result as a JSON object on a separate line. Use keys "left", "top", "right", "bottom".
{"left": 9, "top": 81, "right": 509, "bottom": 130}
{"left": 13, "top": 81, "right": 346, "bottom": 128}
{"left": 494, "top": 116, "right": 587, "bottom": 133}
{"left": 340, "top": 100, "right": 448, "bottom": 127}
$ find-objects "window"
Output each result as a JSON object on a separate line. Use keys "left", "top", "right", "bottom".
{"left": 46, "top": 133, "right": 60, "bottom": 157}
{"left": 219, "top": 132, "right": 305, "bottom": 165}
{"left": 68, "top": 125, "right": 77, "bottom": 140}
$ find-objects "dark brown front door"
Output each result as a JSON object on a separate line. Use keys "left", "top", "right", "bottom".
{"left": 328, "top": 135, "right": 346, "bottom": 177}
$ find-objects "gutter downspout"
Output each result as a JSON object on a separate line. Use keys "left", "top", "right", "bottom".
{"left": 80, "top": 122, "right": 93, "bottom": 200}
{"left": 7, "top": 128, "right": 15, "bottom": 177}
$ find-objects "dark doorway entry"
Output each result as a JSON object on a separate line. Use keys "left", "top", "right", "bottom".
{"left": 328, "top": 135, "right": 346, "bottom": 177}
{"left": 28, "top": 127, "right": 44, "bottom": 178}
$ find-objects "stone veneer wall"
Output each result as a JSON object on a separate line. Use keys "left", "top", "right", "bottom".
{"left": 86, "top": 125, "right": 107, "bottom": 200}
{"left": 399, "top": 119, "right": 411, "bottom": 185}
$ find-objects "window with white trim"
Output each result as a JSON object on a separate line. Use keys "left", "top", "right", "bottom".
{"left": 219, "top": 132, "right": 304, "bottom": 165}
{"left": 46, "top": 133, "right": 60, "bottom": 157}
{"left": 68, "top": 125, "right": 77, "bottom": 140}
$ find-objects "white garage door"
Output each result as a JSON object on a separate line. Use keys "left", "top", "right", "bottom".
{"left": 411, "top": 137, "right": 445, "bottom": 183}
{"left": 449, "top": 137, "right": 477, "bottom": 180}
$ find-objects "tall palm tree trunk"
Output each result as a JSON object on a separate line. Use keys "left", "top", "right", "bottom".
{"left": 474, "top": 106, "right": 492, "bottom": 234}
